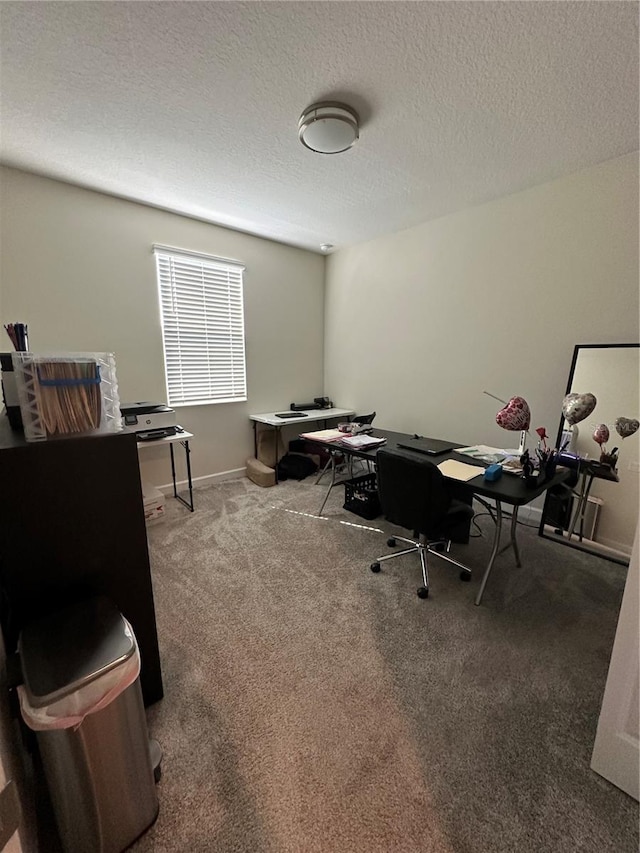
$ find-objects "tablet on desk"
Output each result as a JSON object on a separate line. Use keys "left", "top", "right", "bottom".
{"left": 275, "top": 412, "right": 308, "bottom": 419}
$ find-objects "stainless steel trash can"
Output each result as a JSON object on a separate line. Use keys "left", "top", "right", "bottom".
{"left": 18, "top": 598, "right": 159, "bottom": 853}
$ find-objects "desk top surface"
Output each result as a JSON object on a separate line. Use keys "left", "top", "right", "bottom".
{"left": 0, "top": 417, "right": 136, "bottom": 451}
{"left": 136, "top": 430, "right": 194, "bottom": 447}
{"left": 250, "top": 407, "right": 354, "bottom": 426}
{"left": 309, "top": 427, "right": 570, "bottom": 506}
{"left": 580, "top": 458, "right": 619, "bottom": 482}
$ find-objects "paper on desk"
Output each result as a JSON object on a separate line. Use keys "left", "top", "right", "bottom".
{"left": 501, "top": 458, "right": 523, "bottom": 475}
{"left": 299, "top": 428, "right": 344, "bottom": 442}
{"left": 455, "top": 445, "right": 509, "bottom": 463}
{"left": 339, "top": 434, "right": 386, "bottom": 449}
{"left": 437, "top": 459, "right": 484, "bottom": 482}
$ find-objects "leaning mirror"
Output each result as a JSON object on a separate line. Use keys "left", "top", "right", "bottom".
{"left": 539, "top": 343, "right": 640, "bottom": 565}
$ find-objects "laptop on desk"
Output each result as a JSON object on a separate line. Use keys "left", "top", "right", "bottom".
{"left": 396, "top": 437, "right": 456, "bottom": 457}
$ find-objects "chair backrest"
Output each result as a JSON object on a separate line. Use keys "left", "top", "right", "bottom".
{"left": 376, "top": 448, "right": 452, "bottom": 537}
{"left": 353, "top": 411, "right": 376, "bottom": 425}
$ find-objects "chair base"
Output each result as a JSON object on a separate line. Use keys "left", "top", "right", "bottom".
{"left": 370, "top": 533, "right": 472, "bottom": 598}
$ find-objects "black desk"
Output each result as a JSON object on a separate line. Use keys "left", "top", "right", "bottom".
{"left": 309, "top": 428, "right": 569, "bottom": 606}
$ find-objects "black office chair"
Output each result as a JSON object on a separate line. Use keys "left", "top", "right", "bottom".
{"left": 370, "top": 448, "right": 474, "bottom": 599}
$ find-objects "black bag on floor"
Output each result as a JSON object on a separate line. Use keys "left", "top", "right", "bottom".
{"left": 276, "top": 453, "right": 318, "bottom": 481}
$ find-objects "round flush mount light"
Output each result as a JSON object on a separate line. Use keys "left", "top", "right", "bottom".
{"left": 298, "top": 102, "right": 359, "bottom": 154}
{"left": 320, "top": 243, "right": 334, "bottom": 253}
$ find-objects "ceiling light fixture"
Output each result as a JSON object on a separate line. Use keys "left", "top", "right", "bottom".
{"left": 320, "top": 243, "right": 334, "bottom": 253}
{"left": 298, "top": 102, "right": 359, "bottom": 154}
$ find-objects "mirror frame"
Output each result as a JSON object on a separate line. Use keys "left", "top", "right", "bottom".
{"left": 538, "top": 342, "right": 640, "bottom": 566}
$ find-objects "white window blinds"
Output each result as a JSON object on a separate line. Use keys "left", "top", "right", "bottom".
{"left": 153, "top": 245, "right": 247, "bottom": 406}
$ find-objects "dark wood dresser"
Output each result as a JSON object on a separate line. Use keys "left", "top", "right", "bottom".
{"left": 0, "top": 419, "right": 163, "bottom": 705}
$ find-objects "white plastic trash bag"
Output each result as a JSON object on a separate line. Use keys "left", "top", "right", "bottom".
{"left": 18, "top": 619, "right": 141, "bottom": 731}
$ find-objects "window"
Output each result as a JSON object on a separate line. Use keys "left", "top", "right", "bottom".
{"left": 153, "top": 245, "right": 247, "bottom": 407}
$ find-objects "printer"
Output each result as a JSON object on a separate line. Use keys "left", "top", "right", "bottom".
{"left": 120, "top": 402, "right": 178, "bottom": 440}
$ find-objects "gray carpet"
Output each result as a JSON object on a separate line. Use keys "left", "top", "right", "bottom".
{"left": 131, "top": 476, "right": 638, "bottom": 853}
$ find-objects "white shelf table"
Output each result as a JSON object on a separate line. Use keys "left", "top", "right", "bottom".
{"left": 137, "top": 430, "right": 195, "bottom": 511}
{"left": 249, "top": 408, "right": 354, "bottom": 482}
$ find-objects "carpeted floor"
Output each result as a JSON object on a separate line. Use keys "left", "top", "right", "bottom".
{"left": 130, "top": 476, "right": 637, "bottom": 853}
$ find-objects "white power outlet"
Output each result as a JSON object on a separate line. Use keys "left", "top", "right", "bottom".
{"left": 628, "top": 460, "right": 640, "bottom": 473}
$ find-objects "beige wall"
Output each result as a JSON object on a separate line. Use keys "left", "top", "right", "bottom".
{"left": 0, "top": 167, "right": 326, "bottom": 486}
{"left": 324, "top": 153, "right": 639, "bottom": 533}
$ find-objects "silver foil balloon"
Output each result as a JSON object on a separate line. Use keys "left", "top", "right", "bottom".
{"left": 562, "top": 392, "right": 597, "bottom": 426}
{"left": 614, "top": 417, "right": 640, "bottom": 439}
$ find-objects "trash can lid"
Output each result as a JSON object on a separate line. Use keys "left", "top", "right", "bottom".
{"left": 18, "top": 597, "right": 136, "bottom": 708}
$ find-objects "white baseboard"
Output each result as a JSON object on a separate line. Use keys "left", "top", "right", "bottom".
{"left": 592, "top": 535, "right": 632, "bottom": 558}
{"left": 521, "top": 505, "right": 543, "bottom": 524}
{"left": 541, "top": 523, "right": 632, "bottom": 561}
{"left": 156, "top": 467, "right": 246, "bottom": 495}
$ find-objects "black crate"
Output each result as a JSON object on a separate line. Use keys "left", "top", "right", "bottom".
{"left": 343, "top": 472, "right": 381, "bottom": 520}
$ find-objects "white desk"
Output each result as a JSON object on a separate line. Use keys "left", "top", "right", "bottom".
{"left": 249, "top": 408, "right": 354, "bottom": 482}
{"left": 137, "top": 430, "right": 194, "bottom": 511}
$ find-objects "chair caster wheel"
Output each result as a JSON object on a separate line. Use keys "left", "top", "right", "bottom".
{"left": 370, "top": 562, "right": 381, "bottom": 573}
{"left": 387, "top": 538, "right": 396, "bottom": 547}
{"left": 460, "top": 571, "right": 471, "bottom": 582}
{"left": 417, "top": 587, "right": 429, "bottom": 599}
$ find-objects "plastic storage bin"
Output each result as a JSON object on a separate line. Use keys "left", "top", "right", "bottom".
{"left": 343, "top": 472, "right": 381, "bottom": 520}
{"left": 18, "top": 598, "right": 159, "bottom": 853}
{"left": 11, "top": 351, "right": 122, "bottom": 442}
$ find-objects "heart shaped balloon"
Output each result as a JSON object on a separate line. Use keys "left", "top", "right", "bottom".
{"left": 496, "top": 396, "right": 531, "bottom": 431}
{"left": 614, "top": 417, "right": 640, "bottom": 439}
{"left": 592, "top": 424, "right": 609, "bottom": 446}
{"left": 562, "top": 392, "right": 597, "bottom": 426}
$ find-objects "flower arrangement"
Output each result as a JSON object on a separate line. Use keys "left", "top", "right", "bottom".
{"left": 518, "top": 427, "right": 558, "bottom": 485}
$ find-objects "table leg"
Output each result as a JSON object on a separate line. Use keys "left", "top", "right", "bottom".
{"left": 567, "top": 470, "right": 588, "bottom": 540}
{"left": 169, "top": 442, "right": 178, "bottom": 499}
{"left": 578, "top": 473, "right": 595, "bottom": 541}
{"left": 497, "top": 506, "right": 522, "bottom": 567}
{"left": 317, "top": 451, "right": 338, "bottom": 517}
{"left": 475, "top": 500, "right": 503, "bottom": 606}
{"left": 315, "top": 455, "right": 334, "bottom": 485}
{"left": 171, "top": 440, "right": 194, "bottom": 512}
{"left": 182, "top": 439, "right": 194, "bottom": 512}
{"left": 567, "top": 470, "right": 595, "bottom": 542}
{"left": 510, "top": 506, "right": 522, "bottom": 567}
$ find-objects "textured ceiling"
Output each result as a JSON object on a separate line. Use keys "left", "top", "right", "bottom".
{"left": 1, "top": 1, "right": 638, "bottom": 253}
